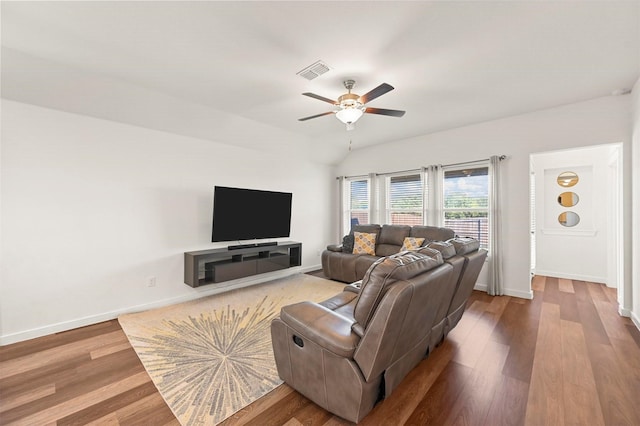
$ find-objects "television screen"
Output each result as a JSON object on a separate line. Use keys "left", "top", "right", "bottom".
{"left": 212, "top": 186, "right": 292, "bottom": 242}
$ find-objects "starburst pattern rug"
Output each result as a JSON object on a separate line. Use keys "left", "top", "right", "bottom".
{"left": 118, "top": 274, "right": 345, "bottom": 426}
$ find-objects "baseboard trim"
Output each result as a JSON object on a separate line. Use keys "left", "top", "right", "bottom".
{"left": 533, "top": 269, "right": 607, "bottom": 284}
{"left": 631, "top": 311, "right": 640, "bottom": 332}
{"left": 474, "top": 283, "right": 533, "bottom": 300}
{"left": 0, "top": 265, "right": 322, "bottom": 346}
{"left": 300, "top": 263, "right": 322, "bottom": 274}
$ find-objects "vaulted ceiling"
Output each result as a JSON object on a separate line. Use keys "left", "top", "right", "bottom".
{"left": 2, "top": 1, "right": 639, "bottom": 164}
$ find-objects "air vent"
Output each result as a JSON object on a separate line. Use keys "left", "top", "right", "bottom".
{"left": 296, "top": 60, "right": 331, "bottom": 80}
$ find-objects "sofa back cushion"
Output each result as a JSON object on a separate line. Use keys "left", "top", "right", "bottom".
{"left": 375, "top": 244, "right": 401, "bottom": 257}
{"left": 353, "top": 224, "right": 382, "bottom": 237}
{"left": 379, "top": 225, "right": 411, "bottom": 245}
{"left": 352, "top": 251, "right": 453, "bottom": 384}
{"left": 354, "top": 251, "right": 443, "bottom": 328}
{"left": 448, "top": 237, "right": 480, "bottom": 255}
{"left": 422, "top": 241, "right": 457, "bottom": 259}
{"left": 376, "top": 244, "right": 400, "bottom": 257}
{"left": 375, "top": 225, "right": 410, "bottom": 256}
{"left": 410, "top": 226, "right": 455, "bottom": 242}
{"left": 409, "top": 246, "right": 442, "bottom": 262}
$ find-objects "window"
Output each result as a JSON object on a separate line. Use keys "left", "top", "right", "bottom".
{"left": 443, "top": 166, "right": 489, "bottom": 249}
{"left": 341, "top": 162, "right": 493, "bottom": 250}
{"left": 346, "top": 178, "right": 369, "bottom": 229}
{"left": 386, "top": 174, "right": 423, "bottom": 225}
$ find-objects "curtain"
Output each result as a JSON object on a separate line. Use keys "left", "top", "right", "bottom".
{"left": 369, "top": 172, "right": 380, "bottom": 225}
{"left": 421, "top": 167, "right": 428, "bottom": 224}
{"left": 426, "top": 165, "right": 443, "bottom": 226}
{"left": 488, "top": 155, "right": 504, "bottom": 295}
{"left": 337, "top": 176, "right": 346, "bottom": 240}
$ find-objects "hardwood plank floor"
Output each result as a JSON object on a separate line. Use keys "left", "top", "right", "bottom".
{"left": 1, "top": 276, "right": 639, "bottom": 425}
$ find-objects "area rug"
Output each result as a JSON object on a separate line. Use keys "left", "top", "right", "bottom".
{"left": 118, "top": 274, "right": 345, "bottom": 426}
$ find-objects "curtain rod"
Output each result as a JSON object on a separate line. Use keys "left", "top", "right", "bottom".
{"left": 444, "top": 154, "right": 506, "bottom": 169}
{"left": 376, "top": 167, "right": 421, "bottom": 177}
{"left": 337, "top": 155, "right": 506, "bottom": 180}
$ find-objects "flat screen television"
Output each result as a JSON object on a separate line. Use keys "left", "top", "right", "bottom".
{"left": 211, "top": 186, "right": 292, "bottom": 243}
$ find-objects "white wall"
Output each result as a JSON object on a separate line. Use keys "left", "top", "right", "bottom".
{"left": 0, "top": 100, "right": 334, "bottom": 344}
{"left": 531, "top": 145, "right": 617, "bottom": 284}
{"left": 632, "top": 77, "right": 640, "bottom": 329}
{"left": 336, "top": 95, "right": 632, "bottom": 301}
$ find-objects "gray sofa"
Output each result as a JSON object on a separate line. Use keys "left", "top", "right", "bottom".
{"left": 321, "top": 224, "right": 456, "bottom": 283}
{"left": 271, "top": 239, "right": 488, "bottom": 423}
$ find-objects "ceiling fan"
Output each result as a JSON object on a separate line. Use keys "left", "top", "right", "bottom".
{"left": 298, "top": 79, "right": 406, "bottom": 130}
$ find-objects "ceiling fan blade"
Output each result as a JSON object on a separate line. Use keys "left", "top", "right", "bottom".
{"left": 298, "top": 111, "right": 335, "bottom": 121}
{"left": 359, "top": 83, "right": 394, "bottom": 104}
{"left": 365, "top": 107, "right": 406, "bottom": 117}
{"left": 302, "top": 92, "right": 337, "bottom": 105}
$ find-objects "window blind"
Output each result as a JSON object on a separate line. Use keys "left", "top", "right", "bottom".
{"left": 348, "top": 178, "right": 369, "bottom": 227}
{"left": 388, "top": 174, "right": 423, "bottom": 225}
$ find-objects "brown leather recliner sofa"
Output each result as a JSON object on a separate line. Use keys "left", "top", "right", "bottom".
{"left": 321, "top": 224, "right": 456, "bottom": 283}
{"left": 321, "top": 224, "right": 486, "bottom": 351}
{"left": 271, "top": 238, "right": 487, "bottom": 423}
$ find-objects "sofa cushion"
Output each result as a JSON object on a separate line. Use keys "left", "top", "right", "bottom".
{"left": 319, "top": 291, "right": 358, "bottom": 311}
{"left": 423, "top": 241, "right": 456, "bottom": 259}
{"left": 353, "top": 232, "right": 377, "bottom": 255}
{"left": 324, "top": 251, "right": 360, "bottom": 283}
{"left": 355, "top": 255, "right": 379, "bottom": 279}
{"left": 374, "top": 225, "right": 411, "bottom": 256}
{"left": 379, "top": 225, "right": 411, "bottom": 246}
{"left": 352, "top": 224, "right": 382, "bottom": 239}
{"left": 411, "top": 246, "right": 444, "bottom": 263}
{"left": 410, "top": 226, "right": 455, "bottom": 242}
{"left": 448, "top": 237, "right": 480, "bottom": 255}
{"left": 400, "top": 237, "right": 425, "bottom": 251}
{"left": 375, "top": 243, "right": 401, "bottom": 257}
{"left": 354, "top": 251, "right": 443, "bottom": 328}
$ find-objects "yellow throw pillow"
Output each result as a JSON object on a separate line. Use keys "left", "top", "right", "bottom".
{"left": 400, "top": 237, "right": 425, "bottom": 251}
{"left": 353, "top": 232, "right": 377, "bottom": 255}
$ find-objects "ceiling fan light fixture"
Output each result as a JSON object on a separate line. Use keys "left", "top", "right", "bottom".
{"left": 336, "top": 107, "right": 364, "bottom": 125}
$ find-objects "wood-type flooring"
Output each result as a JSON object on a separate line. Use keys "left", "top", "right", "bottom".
{"left": 1, "top": 276, "right": 639, "bottom": 425}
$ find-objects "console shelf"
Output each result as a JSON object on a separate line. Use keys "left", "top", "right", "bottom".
{"left": 184, "top": 241, "right": 302, "bottom": 287}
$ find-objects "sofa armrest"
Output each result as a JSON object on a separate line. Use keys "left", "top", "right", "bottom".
{"left": 279, "top": 301, "right": 360, "bottom": 358}
{"left": 326, "top": 244, "right": 343, "bottom": 252}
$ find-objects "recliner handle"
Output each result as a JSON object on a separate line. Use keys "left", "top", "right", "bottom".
{"left": 292, "top": 335, "right": 304, "bottom": 347}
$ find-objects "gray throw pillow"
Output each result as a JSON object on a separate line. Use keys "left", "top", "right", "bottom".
{"left": 342, "top": 234, "right": 354, "bottom": 253}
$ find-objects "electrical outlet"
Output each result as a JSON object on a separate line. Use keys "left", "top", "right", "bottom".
{"left": 147, "top": 276, "right": 156, "bottom": 287}
{"left": 316, "top": 250, "right": 321, "bottom": 256}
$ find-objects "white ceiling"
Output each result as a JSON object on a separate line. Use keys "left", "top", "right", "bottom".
{"left": 2, "top": 1, "right": 639, "bottom": 164}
